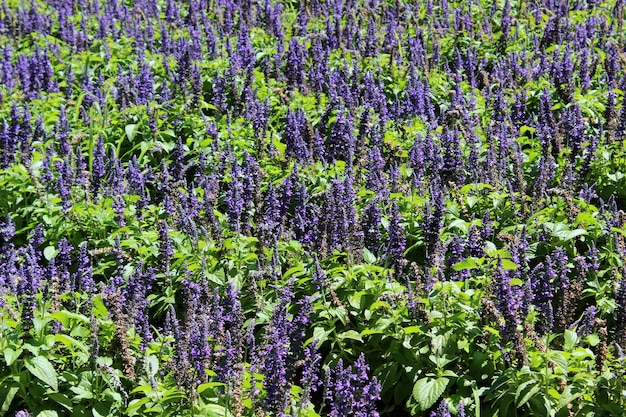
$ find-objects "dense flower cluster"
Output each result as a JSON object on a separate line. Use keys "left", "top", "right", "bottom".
{"left": 1, "top": 0, "right": 626, "bottom": 415}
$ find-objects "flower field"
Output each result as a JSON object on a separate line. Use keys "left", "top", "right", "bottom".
{"left": 1, "top": 0, "right": 626, "bottom": 415}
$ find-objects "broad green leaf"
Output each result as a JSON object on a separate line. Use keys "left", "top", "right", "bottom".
{"left": 92, "top": 296, "right": 109, "bottom": 318}
{"left": 587, "top": 333, "right": 600, "bottom": 346}
{"left": 312, "top": 327, "right": 331, "bottom": 348}
{"left": 360, "top": 328, "right": 384, "bottom": 336}
{"left": 412, "top": 377, "right": 449, "bottom": 411}
{"left": 48, "top": 392, "right": 72, "bottom": 410}
{"left": 339, "top": 330, "right": 363, "bottom": 342}
{"left": 54, "top": 334, "right": 88, "bottom": 353}
{"left": 50, "top": 311, "right": 89, "bottom": 327}
{"left": 126, "top": 398, "right": 151, "bottom": 415}
{"left": 145, "top": 355, "right": 159, "bottom": 378}
{"left": 25, "top": 356, "right": 58, "bottom": 391}
{"left": 43, "top": 246, "right": 57, "bottom": 261}
{"left": 548, "top": 352, "right": 569, "bottom": 375}
{"left": 36, "top": 411, "right": 58, "bottom": 417}
{"left": 551, "top": 224, "right": 587, "bottom": 241}
{"left": 564, "top": 329, "right": 579, "bottom": 350}
{"left": 363, "top": 248, "right": 377, "bottom": 264}
{"left": 198, "top": 381, "right": 227, "bottom": 394}
{"left": 403, "top": 326, "right": 423, "bottom": 334}
{"left": 125, "top": 124, "right": 139, "bottom": 142}
{"left": 452, "top": 257, "right": 479, "bottom": 271}
{"left": 4, "top": 347, "right": 22, "bottom": 366}
{"left": 516, "top": 380, "right": 540, "bottom": 408}
{"left": 501, "top": 259, "right": 518, "bottom": 270}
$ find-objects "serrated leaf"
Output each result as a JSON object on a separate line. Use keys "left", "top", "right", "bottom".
{"left": 25, "top": 356, "right": 58, "bottom": 391}
{"left": 412, "top": 377, "right": 449, "bottom": 411}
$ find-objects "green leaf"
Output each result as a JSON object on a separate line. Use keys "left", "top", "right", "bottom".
{"left": 363, "top": 248, "right": 377, "bottom": 264}
{"left": 92, "top": 296, "right": 109, "bottom": 318}
{"left": 516, "top": 380, "right": 540, "bottom": 408}
{"left": 48, "top": 392, "right": 73, "bottom": 410}
{"left": 360, "top": 328, "right": 384, "bottom": 336}
{"left": 403, "top": 326, "right": 423, "bottom": 334}
{"left": 1, "top": 386, "right": 18, "bottom": 414}
{"left": 339, "top": 330, "right": 363, "bottom": 342}
{"left": 25, "top": 356, "right": 59, "bottom": 391}
{"left": 125, "top": 124, "right": 139, "bottom": 142}
{"left": 36, "top": 411, "right": 58, "bottom": 417}
{"left": 564, "top": 329, "right": 579, "bottom": 350}
{"left": 551, "top": 224, "right": 587, "bottom": 241}
{"left": 312, "top": 327, "right": 331, "bottom": 348}
{"left": 197, "top": 381, "right": 226, "bottom": 395}
{"left": 501, "top": 259, "right": 518, "bottom": 270}
{"left": 412, "top": 377, "right": 449, "bottom": 411}
{"left": 145, "top": 355, "right": 159, "bottom": 378}
{"left": 452, "top": 257, "right": 479, "bottom": 271}
{"left": 587, "top": 333, "right": 600, "bottom": 346}
{"left": 54, "top": 334, "right": 89, "bottom": 353}
{"left": 4, "top": 347, "right": 22, "bottom": 366}
{"left": 126, "top": 398, "right": 151, "bottom": 415}
{"left": 43, "top": 246, "right": 57, "bottom": 261}
{"left": 548, "top": 352, "right": 569, "bottom": 375}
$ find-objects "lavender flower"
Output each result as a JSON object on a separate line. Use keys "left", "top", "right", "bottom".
{"left": 494, "top": 257, "right": 525, "bottom": 362}
{"left": 431, "top": 399, "right": 451, "bottom": 417}
{"left": 324, "top": 353, "right": 381, "bottom": 417}
{"left": 576, "top": 305, "right": 596, "bottom": 337}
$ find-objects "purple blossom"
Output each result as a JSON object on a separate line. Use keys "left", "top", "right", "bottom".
{"left": 431, "top": 399, "right": 451, "bottom": 417}
{"left": 327, "top": 107, "right": 355, "bottom": 164}
{"left": 576, "top": 305, "right": 596, "bottom": 337}
{"left": 495, "top": 257, "right": 522, "bottom": 347}
{"left": 284, "top": 109, "right": 311, "bottom": 162}
{"left": 324, "top": 353, "right": 381, "bottom": 417}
